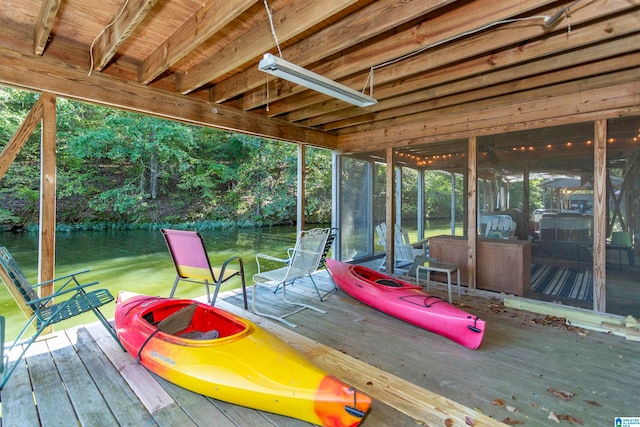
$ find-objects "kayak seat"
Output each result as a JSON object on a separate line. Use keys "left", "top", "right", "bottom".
{"left": 374, "top": 279, "right": 403, "bottom": 288}
{"left": 253, "top": 228, "right": 330, "bottom": 327}
{"left": 161, "top": 229, "right": 247, "bottom": 308}
{"left": 0, "top": 246, "right": 121, "bottom": 390}
{"left": 157, "top": 303, "right": 198, "bottom": 335}
{"left": 179, "top": 330, "right": 219, "bottom": 340}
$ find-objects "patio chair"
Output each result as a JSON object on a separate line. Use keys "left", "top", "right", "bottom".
{"left": 273, "top": 227, "right": 338, "bottom": 301}
{"left": 161, "top": 229, "right": 247, "bottom": 308}
{"left": 0, "top": 246, "right": 120, "bottom": 390}
{"left": 376, "top": 223, "right": 425, "bottom": 273}
{"left": 252, "top": 227, "right": 330, "bottom": 327}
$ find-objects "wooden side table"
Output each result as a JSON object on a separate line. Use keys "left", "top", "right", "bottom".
{"left": 415, "top": 261, "right": 460, "bottom": 303}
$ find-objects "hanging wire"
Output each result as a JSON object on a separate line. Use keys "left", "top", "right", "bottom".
{"left": 263, "top": 0, "right": 283, "bottom": 58}
{"left": 363, "top": 6, "right": 578, "bottom": 95}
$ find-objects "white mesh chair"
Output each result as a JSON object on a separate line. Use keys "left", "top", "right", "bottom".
{"left": 252, "top": 228, "right": 329, "bottom": 327}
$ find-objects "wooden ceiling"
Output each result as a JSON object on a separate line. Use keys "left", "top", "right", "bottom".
{"left": 0, "top": 0, "right": 639, "bottom": 159}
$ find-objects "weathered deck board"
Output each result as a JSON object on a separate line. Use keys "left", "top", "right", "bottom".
{"left": 222, "top": 270, "right": 640, "bottom": 426}
{"left": 1, "top": 342, "right": 40, "bottom": 427}
{"left": 2, "top": 267, "right": 638, "bottom": 426}
{"left": 74, "top": 327, "right": 158, "bottom": 426}
{"left": 47, "top": 331, "right": 119, "bottom": 427}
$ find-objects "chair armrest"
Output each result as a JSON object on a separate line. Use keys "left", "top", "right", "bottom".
{"left": 27, "top": 280, "right": 101, "bottom": 307}
{"left": 33, "top": 269, "right": 91, "bottom": 287}
{"left": 255, "top": 253, "right": 290, "bottom": 274}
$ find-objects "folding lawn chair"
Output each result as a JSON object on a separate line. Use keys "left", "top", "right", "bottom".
{"left": 0, "top": 246, "right": 120, "bottom": 390}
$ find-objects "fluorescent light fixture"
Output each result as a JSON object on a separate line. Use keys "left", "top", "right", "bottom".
{"left": 258, "top": 53, "right": 377, "bottom": 107}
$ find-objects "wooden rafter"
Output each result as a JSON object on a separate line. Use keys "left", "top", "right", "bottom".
{"left": 212, "top": 0, "right": 456, "bottom": 103}
{"left": 177, "top": 0, "right": 361, "bottom": 94}
{"left": 34, "top": 0, "right": 61, "bottom": 55}
{"left": 91, "top": 0, "right": 158, "bottom": 71}
{"left": 139, "top": 0, "right": 256, "bottom": 84}
{"left": 273, "top": 0, "right": 636, "bottom": 121}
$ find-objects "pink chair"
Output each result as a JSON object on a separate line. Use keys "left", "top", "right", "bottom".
{"left": 161, "top": 229, "right": 247, "bottom": 308}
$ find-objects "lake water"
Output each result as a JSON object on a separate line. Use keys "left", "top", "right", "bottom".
{"left": 0, "top": 226, "right": 299, "bottom": 339}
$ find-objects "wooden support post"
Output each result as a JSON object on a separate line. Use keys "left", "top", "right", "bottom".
{"left": 593, "top": 120, "right": 607, "bottom": 312}
{"left": 38, "top": 93, "right": 56, "bottom": 311}
{"left": 297, "top": 143, "right": 306, "bottom": 234}
{"left": 467, "top": 137, "right": 477, "bottom": 289}
{"left": 385, "top": 148, "right": 395, "bottom": 274}
{"left": 523, "top": 162, "right": 530, "bottom": 240}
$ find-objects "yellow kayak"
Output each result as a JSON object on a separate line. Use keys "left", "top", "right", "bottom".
{"left": 115, "top": 292, "right": 371, "bottom": 426}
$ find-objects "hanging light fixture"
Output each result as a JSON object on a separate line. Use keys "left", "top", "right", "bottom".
{"left": 258, "top": 53, "right": 377, "bottom": 107}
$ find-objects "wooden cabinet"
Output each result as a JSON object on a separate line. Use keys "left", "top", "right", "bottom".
{"left": 429, "top": 235, "right": 531, "bottom": 296}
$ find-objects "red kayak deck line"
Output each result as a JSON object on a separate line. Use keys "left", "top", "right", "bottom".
{"left": 326, "top": 259, "right": 485, "bottom": 349}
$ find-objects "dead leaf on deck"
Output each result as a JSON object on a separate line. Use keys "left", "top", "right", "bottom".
{"left": 502, "top": 418, "right": 524, "bottom": 426}
{"left": 444, "top": 418, "right": 454, "bottom": 427}
{"left": 547, "top": 387, "right": 575, "bottom": 400}
{"left": 558, "top": 414, "right": 584, "bottom": 425}
{"left": 505, "top": 405, "right": 518, "bottom": 412}
{"left": 548, "top": 411, "right": 560, "bottom": 423}
{"left": 492, "top": 398, "right": 505, "bottom": 406}
{"left": 465, "top": 416, "right": 475, "bottom": 426}
{"left": 583, "top": 399, "right": 602, "bottom": 407}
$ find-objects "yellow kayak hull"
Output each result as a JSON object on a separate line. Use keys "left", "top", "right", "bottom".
{"left": 115, "top": 292, "right": 370, "bottom": 426}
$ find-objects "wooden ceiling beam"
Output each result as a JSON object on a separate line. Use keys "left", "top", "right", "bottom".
{"left": 34, "top": 0, "right": 61, "bottom": 55}
{"left": 266, "top": 0, "right": 634, "bottom": 119}
{"left": 240, "top": 0, "right": 558, "bottom": 113}
{"left": 342, "top": 68, "right": 639, "bottom": 139}
{"left": 0, "top": 49, "right": 336, "bottom": 148}
{"left": 176, "top": 0, "right": 361, "bottom": 94}
{"left": 211, "top": 0, "right": 456, "bottom": 103}
{"left": 91, "top": 0, "right": 158, "bottom": 71}
{"left": 139, "top": 0, "right": 256, "bottom": 84}
{"left": 338, "top": 79, "right": 640, "bottom": 152}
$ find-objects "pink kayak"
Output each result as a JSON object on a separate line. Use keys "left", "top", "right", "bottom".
{"left": 326, "top": 259, "right": 485, "bottom": 349}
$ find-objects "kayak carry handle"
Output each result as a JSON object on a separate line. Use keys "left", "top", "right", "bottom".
{"left": 345, "top": 387, "right": 366, "bottom": 418}
{"left": 467, "top": 316, "right": 482, "bottom": 333}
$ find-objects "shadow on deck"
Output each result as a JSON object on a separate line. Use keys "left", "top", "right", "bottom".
{"left": 1, "top": 268, "right": 638, "bottom": 426}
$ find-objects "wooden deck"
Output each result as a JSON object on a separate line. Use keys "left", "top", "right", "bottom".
{"left": 1, "top": 268, "right": 638, "bottom": 426}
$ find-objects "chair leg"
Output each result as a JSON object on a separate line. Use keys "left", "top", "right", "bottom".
{"left": 1, "top": 316, "right": 5, "bottom": 381}
{"left": 281, "top": 280, "right": 326, "bottom": 314}
{"left": 251, "top": 283, "right": 299, "bottom": 328}
{"left": 239, "top": 266, "right": 248, "bottom": 309}
{"left": 1, "top": 316, "right": 47, "bottom": 390}
{"left": 309, "top": 274, "right": 336, "bottom": 302}
{"left": 90, "top": 307, "right": 126, "bottom": 351}
{"left": 169, "top": 276, "right": 180, "bottom": 298}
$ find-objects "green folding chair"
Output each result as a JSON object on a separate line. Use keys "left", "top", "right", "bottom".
{"left": 0, "top": 246, "right": 121, "bottom": 390}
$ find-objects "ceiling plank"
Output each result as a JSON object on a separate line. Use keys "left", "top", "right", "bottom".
{"left": 177, "top": 0, "right": 361, "bottom": 94}
{"left": 312, "top": 28, "right": 640, "bottom": 130}
{"left": 211, "top": 0, "right": 457, "bottom": 103}
{"left": 261, "top": 0, "right": 633, "bottom": 118}
{"left": 340, "top": 65, "right": 640, "bottom": 138}
{"left": 139, "top": 0, "right": 256, "bottom": 84}
{"left": 240, "top": 0, "right": 559, "bottom": 112}
{"left": 0, "top": 48, "right": 336, "bottom": 148}
{"left": 34, "top": 0, "right": 61, "bottom": 55}
{"left": 91, "top": 0, "right": 158, "bottom": 71}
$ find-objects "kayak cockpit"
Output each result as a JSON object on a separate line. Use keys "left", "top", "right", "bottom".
{"left": 141, "top": 301, "right": 247, "bottom": 340}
